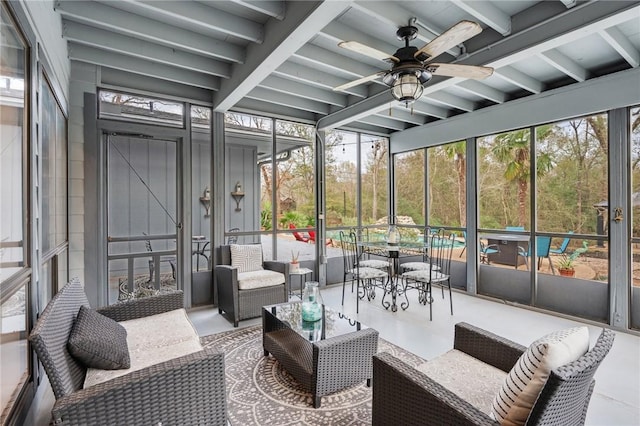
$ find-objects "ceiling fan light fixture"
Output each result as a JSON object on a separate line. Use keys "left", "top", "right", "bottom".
{"left": 391, "top": 72, "right": 424, "bottom": 105}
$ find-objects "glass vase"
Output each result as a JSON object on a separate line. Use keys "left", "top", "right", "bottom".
{"left": 301, "top": 281, "right": 323, "bottom": 322}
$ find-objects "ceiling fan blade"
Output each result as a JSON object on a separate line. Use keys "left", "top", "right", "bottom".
{"left": 333, "top": 72, "right": 386, "bottom": 92}
{"left": 415, "top": 20, "right": 482, "bottom": 61}
{"left": 338, "top": 41, "right": 399, "bottom": 63}
{"left": 428, "top": 63, "right": 494, "bottom": 79}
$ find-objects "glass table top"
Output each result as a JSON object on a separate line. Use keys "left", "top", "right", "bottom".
{"left": 265, "top": 302, "right": 366, "bottom": 342}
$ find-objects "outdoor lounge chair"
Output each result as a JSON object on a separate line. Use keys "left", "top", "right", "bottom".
{"left": 373, "top": 322, "right": 615, "bottom": 426}
{"left": 29, "top": 279, "right": 227, "bottom": 425}
{"left": 215, "top": 244, "right": 289, "bottom": 327}
{"left": 289, "top": 223, "right": 310, "bottom": 242}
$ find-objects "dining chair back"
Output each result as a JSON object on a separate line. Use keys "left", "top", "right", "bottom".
{"left": 340, "top": 230, "right": 388, "bottom": 313}
{"left": 550, "top": 231, "right": 574, "bottom": 255}
{"left": 506, "top": 226, "right": 525, "bottom": 231}
{"left": 403, "top": 232, "right": 455, "bottom": 320}
{"left": 518, "top": 236, "right": 556, "bottom": 274}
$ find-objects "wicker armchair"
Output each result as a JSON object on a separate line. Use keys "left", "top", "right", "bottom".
{"left": 373, "top": 322, "right": 615, "bottom": 426}
{"left": 29, "top": 279, "right": 227, "bottom": 425}
{"left": 215, "top": 245, "right": 289, "bottom": 327}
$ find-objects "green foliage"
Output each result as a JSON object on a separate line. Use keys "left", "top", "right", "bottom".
{"left": 260, "top": 208, "right": 272, "bottom": 230}
{"left": 279, "top": 211, "right": 308, "bottom": 228}
{"left": 557, "top": 241, "right": 589, "bottom": 269}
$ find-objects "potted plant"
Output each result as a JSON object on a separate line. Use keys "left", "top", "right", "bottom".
{"left": 556, "top": 241, "right": 588, "bottom": 277}
{"left": 290, "top": 250, "right": 300, "bottom": 273}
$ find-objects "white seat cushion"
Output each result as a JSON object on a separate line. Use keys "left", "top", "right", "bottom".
{"left": 237, "top": 269, "right": 285, "bottom": 290}
{"left": 417, "top": 349, "right": 507, "bottom": 416}
{"left": 230, "top": 244, "right": 263, "bottom": 273}
{"left": 491, "top": 326, "right": 590, "bottom": 426}
{"left": 402, "top": 269, "right": 449, "bottom": 283}
{"left": 401, "top": 261, "right": 430, "bottom": 271}
{"left": 83, "top": 308, "right": 202, "bottom": 388}
{"left": 358, "top": 259, "right": 389, "bottom": 269}
{"left": 349, "top": 266, "right": 388, "bottom": 280}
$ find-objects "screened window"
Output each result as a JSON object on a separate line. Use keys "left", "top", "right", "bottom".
{"left": 0, "top": 3, "right": 29, "bottom": 422}
{"left": 395, "top": 150, "right": 425, "bottom": 225}
{"left": 99, "top": 90, "right": 184, "bottom": 128}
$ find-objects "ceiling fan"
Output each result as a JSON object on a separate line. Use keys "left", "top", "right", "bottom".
{"left": 333, "top": 19, "right": 494, "bottom": 105}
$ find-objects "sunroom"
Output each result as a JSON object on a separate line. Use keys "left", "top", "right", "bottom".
{"left": 1, "top": 1, "right": 640, "bottom": 424}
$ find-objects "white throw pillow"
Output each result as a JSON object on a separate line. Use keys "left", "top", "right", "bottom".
{"left": 491, "top": 326, "right": 590, "bottom": 426}
{"left": 230, "top": 244, "right": 264, "bottom": 273}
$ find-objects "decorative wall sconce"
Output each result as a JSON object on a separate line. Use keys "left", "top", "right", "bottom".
{"left": 231, "top": 181, "right": 245, "bottom": 212}
{"left": 199, "top": 186, "right": 211, "bottom": 216}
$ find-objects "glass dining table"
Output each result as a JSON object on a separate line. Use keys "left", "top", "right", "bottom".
{"left": 357, "top": 240, "right": 430, "bottom": 312}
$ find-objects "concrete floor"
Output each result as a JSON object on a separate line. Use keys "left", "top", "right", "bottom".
{"left": 26, "top": 282, "right": 639, "bottom": 425}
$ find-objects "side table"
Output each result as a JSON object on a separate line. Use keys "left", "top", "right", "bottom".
{"left": 289, "top": 267, "right": 313, "bottom": 299}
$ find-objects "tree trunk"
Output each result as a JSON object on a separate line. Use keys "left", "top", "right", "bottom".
{"left": 518, "top": 178, "right": 528, "bottom": 227}
{"left": 456, "top": 155, "right": 467, "bottom": 227}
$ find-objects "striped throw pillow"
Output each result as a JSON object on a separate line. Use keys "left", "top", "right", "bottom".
{"left": 491, "top": 326, "right": 589, "bottom": 425}
{"left": 230, "top": 244, "right": 264, "bottom": 273}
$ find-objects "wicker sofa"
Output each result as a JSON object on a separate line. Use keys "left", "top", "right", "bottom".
{"left": 373, "top": 322, "right": 615, "bottom": 426}
{"left": 215, "top": 244, "right": 289, "bottom": 327}
{"left": 29, "top": 279, "right": 227, "bottom": 425}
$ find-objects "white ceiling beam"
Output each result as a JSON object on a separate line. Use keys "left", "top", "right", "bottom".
{"left": 63, "top": 20, "right": 231, "bottom": 78}
{"left": 260, "top": 76, "right": 347, "bottom": 107}
{"left": 559, "top": 0, "right": 577, "bottom": 9}
{"left": 228, "top": 0, "right": 286, "bottom": 20}
{"left": 293, "top": 44, "right": 384, "bottom": 81}
{"left": 233, "top": 98, "right": 318, "bottom": 123}
{"left": 456, "top": 80, "right": 506, "bottom": 103}
{"left": 539, "top": 49, "right": 588, "bottom": 82}
{"left": 494, "top": 66, "right": 543, "bottom": 93}
{"left": 106, "top": 0, "right": 264, "bottom": 43}
{"left": 214, "top": 1, "right": 352, "bottom": 112}
{"left": 599, "top": 27, "right": 640, "bottom": 68}
{"left": 381, "top": 108, "right": 427, "bottom": 126}
{"left": 56, "top": 1, "right": 244, "bottom": 63}
{"left": 274, "top": 61, "right": 368, "bottom": 98}
{"left": 409, "top": 103, "right": 451, "bottom": 120}
{"left": 68, "top": 43, "right": 220, "bottom": 90}
{"left": 450, "top": 0, "right": 511, "bottom": 36}
{"left": 392, "top": 67, "right": 640, "bottom": 152}
{"left": 319, "top": 21, "right": 399, "bottom": 62}
{"left": 427, "top": 91, "right": 476, "bottom": 112}
{"left": 246, "top": 87, "right": 330, "bottom": 115}
{"left": 358, "top": 114, "right": 408, "bottom": 131}
{"left": 318, "top": 1, "right": 640, "bottom": 130}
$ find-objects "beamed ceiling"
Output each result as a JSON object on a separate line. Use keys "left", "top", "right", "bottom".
{"left": 56, "top": 0, "right": 640, "bottom": 135}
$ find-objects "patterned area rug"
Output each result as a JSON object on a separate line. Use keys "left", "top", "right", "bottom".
{"left": 201, "top": 325, "right": 426, "bottom": 426}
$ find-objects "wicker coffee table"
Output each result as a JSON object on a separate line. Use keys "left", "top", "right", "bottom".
{"left": 262, "top": 302, "right": 378, "bottom": 408}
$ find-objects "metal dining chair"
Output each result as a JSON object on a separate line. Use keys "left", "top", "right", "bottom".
{"left": 340, "top": 230, "right": 388, "bottom": 313}
{"left": 402, "top": 232, "right": 455, "bottom": 321}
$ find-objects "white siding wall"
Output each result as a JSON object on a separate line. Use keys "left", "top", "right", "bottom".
{"left": 67, "top": 61, "right": 97, "bottom": 283}
{"left": 22, "top": 0, "right": 70, "bottom": 103}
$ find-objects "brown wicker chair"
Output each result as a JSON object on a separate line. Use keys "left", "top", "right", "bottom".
{"left": 215, "top": 244, "right": 289, "bottom": 327}
{"left": 29, "top": 279, "right": 227, "bottom": 425}
{"left": 373, "top": 322, "right": 615, "bottom": 426}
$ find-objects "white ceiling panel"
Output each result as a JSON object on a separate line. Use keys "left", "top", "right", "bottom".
{"left": 51, "top": 0, "right": 640, "bottom": 134}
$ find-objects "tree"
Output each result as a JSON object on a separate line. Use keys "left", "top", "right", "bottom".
{"left": 491, "top": 126, "right": 553, "bottom": 227}
{"left": 443, "top": 141, "right": 467, "bottom": 226}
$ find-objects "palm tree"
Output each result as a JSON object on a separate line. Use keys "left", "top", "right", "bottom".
{"left": 443, "top": 141, "right": 466, "bottom": 226}
{"left": 491, "top": 126, "right": 554, "bottom": 226}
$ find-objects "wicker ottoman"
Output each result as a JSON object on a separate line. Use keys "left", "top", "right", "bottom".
{"left": 262, "top": 302, "right": 378, "bottom": 408}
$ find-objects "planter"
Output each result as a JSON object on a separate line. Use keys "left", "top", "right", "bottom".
{"left": 558, "top": 267, "right": 575, "bottom": 277}
{"left": 290, "top": 262, "right": 300, "bottom": 273}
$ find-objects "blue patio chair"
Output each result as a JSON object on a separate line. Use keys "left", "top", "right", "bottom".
{"left": 517, "top": 236, "right": 556, "bottom": 274}
{"left": 479, "top": 241, "right": 499, "bottom": 264}
{"left": 506, "top": 226, "right": 525, "bottom": 231}
{"left": 550, "top": 231, "right": 574, "bottom": 255}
